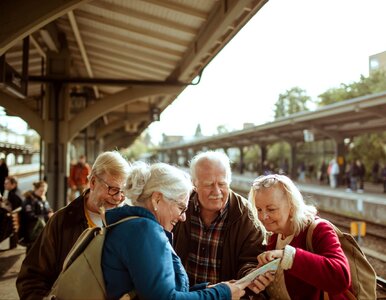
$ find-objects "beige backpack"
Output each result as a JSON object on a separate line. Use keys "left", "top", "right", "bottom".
{"left": 47, "top": 216, "right": 138, "bottom": 300}
{"left": 306, "top": 218, "right": 377, "bottom": 300}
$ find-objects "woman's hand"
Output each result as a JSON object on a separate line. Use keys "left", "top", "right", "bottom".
{"left": 247, "top": 272, "right": 275, "bottom": 294}
{"left": 257, "top": 250, "right": 283, "bottom": 265}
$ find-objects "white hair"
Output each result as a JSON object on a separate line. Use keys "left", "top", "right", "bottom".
{"left": 125, "top": 161, "right": 193, "bottom": 205}
{"left": 189, "top": 150, "right": 232, "bottom": 185}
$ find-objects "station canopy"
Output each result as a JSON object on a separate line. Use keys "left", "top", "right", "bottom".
{"left": 0, "top": 0, "right": 267, "bottom": 149}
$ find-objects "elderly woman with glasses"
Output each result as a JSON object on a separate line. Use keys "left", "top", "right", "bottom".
{"left": 102, "top": 161, "right": 246, "bottom": 300}
{"left": 248, "top": 174, "right": 352, "bottom": 300}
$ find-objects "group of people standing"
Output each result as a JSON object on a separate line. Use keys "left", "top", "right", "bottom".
{"left": 16, "top": 150, "right": 353, "bottom": 299}
{"left": 319, "top": 158, "right": 386, "bottom": 193}
{"left": 0, "top": 174, "right": 52, "bottom": 251}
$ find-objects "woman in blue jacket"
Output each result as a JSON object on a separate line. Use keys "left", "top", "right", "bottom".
{"left": 102, "top": 162, "right": 245, "bottom": 300}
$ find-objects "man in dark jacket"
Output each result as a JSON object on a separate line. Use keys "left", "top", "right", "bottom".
{"left": 3, "top": 176, "right": 23, "bottom": 248}
{"left": 16, "top": 151, "right": 131, "bottom": 300}
{"left": 4, "top": 176, "right": 23, "bottom": 211}
{"left": 173, "top": 151, "right": 271, "bottom": 297}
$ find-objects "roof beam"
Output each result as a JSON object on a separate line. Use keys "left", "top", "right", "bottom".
{"left": 56, "top": 19, "right": 183, "bottom": 59}
{"left": 30, "top": 35, "right": 46, "bottom": 58}
{"left": 141, "top": 0, "right": 208, "bottom": 20}
{"left": 0, "top": 0, "right": 89, "bottom": 55}
{"left": 88, "top": 1, "right": 197, "bottom": 35}
{"left": 67, "top": 10, "right": 99, "bottom": 99}
{"left": 74, "top": 10, "right": 188, "bottom": 48}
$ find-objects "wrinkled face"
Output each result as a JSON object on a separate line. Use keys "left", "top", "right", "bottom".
{"left": 157, "top": 193, "right": 189, "bottom": 232}
{"left": 88, "top": 173, "right": 126, "bottom": 212}
{"left": 254, "top": 187, "right": 292, "bottom": 235}
{"left": 194, "top": 160, "right": 229, "bottom": 214}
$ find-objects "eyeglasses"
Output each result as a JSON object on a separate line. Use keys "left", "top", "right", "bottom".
{"left": 252, "top": 175, "right": 279, "bottom": 190}
{"left": 164, "top": 195, "right": 188, "bottom": 216}
{"left": 95, "top": 175, "right": 125, "bottom": 197}
{"left": 176, "top": 202, "right": 188, "bottom": 216}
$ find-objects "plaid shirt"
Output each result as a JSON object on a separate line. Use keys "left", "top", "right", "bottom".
{"left": 185, "top": 197, "right": 229, "bottom": 285}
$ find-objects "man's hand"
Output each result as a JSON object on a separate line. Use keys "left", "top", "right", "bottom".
{"left": 247, "top": 272, "right": 275, "bottom": 294}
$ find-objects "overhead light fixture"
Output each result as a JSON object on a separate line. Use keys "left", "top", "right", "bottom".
{"left": 150, "top": 106, "right": 160, "bottom": 122}
{"left": 125, "top": 122, "right": 138, "bottom": 133}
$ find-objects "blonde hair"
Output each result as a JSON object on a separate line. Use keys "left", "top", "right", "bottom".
{"left": 89, "top": 151, "right": 131, "bottom": 180}
{"left": 248, "top": 174, "right": 317, "bottom": 236}
{"left": 125, "top": 161, "right": 193, "bottom": 205}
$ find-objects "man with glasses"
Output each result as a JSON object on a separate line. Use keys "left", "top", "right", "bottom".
{"left": 173, "top": 151, "right": 272, "bottom": 297}
{"left": 17, "top": 151, "right": 131, "bottom": 300}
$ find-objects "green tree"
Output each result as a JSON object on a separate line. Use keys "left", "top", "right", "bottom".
{"left": 216, "top": 124, "right": 230, "bottom": 135}
{"left": 346, "top": 133, "right": 386, "bottom": 180}
{"left": 318, "top": 70, "right": 386, "bottom": 106}
{"left": 274, "top": 87, "right": 312, "bottom": 119}
{"left": 121, "top": 133, "right": 153, "bottom": 162}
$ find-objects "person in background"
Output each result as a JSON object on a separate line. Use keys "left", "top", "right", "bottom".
{"left": 3, "top": 176, "right": 23, "bottom": 211}
{"left": 356, "top": 159, "right": 366, "bottom": 193}
{"left": 3, "top": 176, "right": 23, "bottom": 248}
{"left": 319, "top": 160, "right": 327, "bottom": 184}
{"left": 248, "top": 174, "right": 351, "bottom": 299}
{"left": 0, "top": 158, "right": 9, "bottom": 196}
{"left": 344, "top": 162, "right": 352, "bottom": 192}
{"left": 16, "top": 151, "right": 131, "bottom": 300}
{"left": 102, "top": 161, "right": 246, "bottom": 299}
{"left": 173, "top": 151, "right": 272, "bottom": 297}
{"left": 328, "top": 158, "right": 340, "bottom": 188}
{"left": 68, "top": 154, "right": 91, "bottom": 201}
{"left": 297, "top": 161, "right": 306, "bottom": 182}
{"left": 19, "top": 180, "right": 52, "bottom": 252}
{"left": 371, "top": 161, "right": 380, "bottom": 184}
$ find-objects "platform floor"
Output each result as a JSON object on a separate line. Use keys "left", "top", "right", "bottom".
{"left": 0, "top": 245, "right": 25, "bottom": 300}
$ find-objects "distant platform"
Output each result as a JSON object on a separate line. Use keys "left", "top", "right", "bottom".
{"left": 231, "top": 173, "right": 386, "bottom": 226}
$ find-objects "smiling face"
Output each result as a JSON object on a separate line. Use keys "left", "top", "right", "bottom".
{"left": 253, "top": 186, "right": 292, "bottom": 236}
{"left": 87, "top": 173, "right": 127, "bottom": 212}
{"left": 194, "top": 159, "right": 230, "bottom": 216}
{"left": 155, "top": 192, "right": 189, "bottom": 232}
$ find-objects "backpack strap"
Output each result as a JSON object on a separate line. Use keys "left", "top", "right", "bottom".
{"left": 306, "top": 218, "right": 357, "bottom": 300}
{"left": 306, "top": 218, "right": 345, "bottom": 251}
{"left": 306, "top": 219, "right": 319, "bottom": 253}
{"left": 106, "top": 215, "right": 139, "bottom": 228}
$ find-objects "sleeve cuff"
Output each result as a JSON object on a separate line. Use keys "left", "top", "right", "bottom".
{"left": 281, "top": 244, "right": 296, "bottom": 270}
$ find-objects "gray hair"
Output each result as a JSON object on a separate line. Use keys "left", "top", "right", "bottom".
{"left": 248, "top": 174, "right": 317, "bottom": 236}
{"left": 125, "top": 161, "right": 193, "bottom": 205}
{"left": 89, "top": 151, "right": 131, "bottom": 179}
{"left": 189, "top": 151, "right": 232, "bottom": 185}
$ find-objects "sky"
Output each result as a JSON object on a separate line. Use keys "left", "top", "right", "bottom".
{"left": 2, "top": 0, "right": 386, "bottom": 143}
{"left": 148, "top": 0, "right": 386, "bottom": 144}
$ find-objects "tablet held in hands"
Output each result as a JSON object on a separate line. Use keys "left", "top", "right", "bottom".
{"left": 236, "top": 258, "right": 280, "bottom": 286}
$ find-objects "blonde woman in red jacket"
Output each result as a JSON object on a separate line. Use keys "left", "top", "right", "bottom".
{"left": 248, "top": 174, "right": 352, "bottom": 300}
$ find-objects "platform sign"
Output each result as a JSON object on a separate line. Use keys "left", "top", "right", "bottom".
{"left": 350, "top": 221, "right": 366, "bottom": 237}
